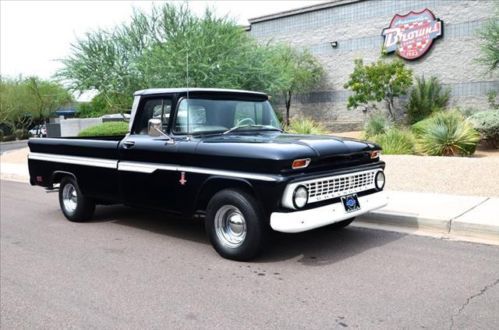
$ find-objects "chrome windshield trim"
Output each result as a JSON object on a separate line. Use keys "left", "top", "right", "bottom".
{"left": 28, "top": 152, "right": 118, "bottom": 169}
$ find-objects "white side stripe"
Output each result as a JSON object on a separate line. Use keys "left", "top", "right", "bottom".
{"left": 29, "top": 152, "right": 279, "bottom": 182}
{"left": 118, "top": 161, "right": 278, "bottom": 182}
{"left": 118, "top": 161, "right": 176, "bottom": 174}
{"left": 28, "top": 152, "right": 118, "bottom": 169}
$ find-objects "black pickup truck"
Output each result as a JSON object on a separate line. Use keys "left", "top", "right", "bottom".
{"left": 28, "top": 88, "right": 387, "bottom": 260}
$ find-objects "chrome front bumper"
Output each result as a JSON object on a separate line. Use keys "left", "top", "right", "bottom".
{"left": 270, "top": 191, "right": 388, "bottom": 233}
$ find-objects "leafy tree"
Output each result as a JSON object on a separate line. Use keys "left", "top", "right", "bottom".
{"left": 0, "top": 76, "right": 72, "bottom": 132}
{"left": 406, "top": 75, "right": 450, "bottom": 124}
{"left": 57, "top": 3, "right": 323, "bottom": 120}
{"left": 344, "top": 59, "right": 413, "bottom": 120}
{"left": 76, "top": 94, "right": 112, "bottom": 118}
{"left": 270, "top": 46, "right": 324, "bottom": 126}
{"left": 477, "top": 7, "right": 499, "bottom": 72}
{"left": 27, "top": 77, "right": 73, "bottom": 123}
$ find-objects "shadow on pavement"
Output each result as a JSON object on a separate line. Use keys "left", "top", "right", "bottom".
{"left": 91, "top": 205, "right": 208, "bottom": 244}
{"left": 91, "top": 204, "right": 404, "bottom": 265}
{"left": 262, "top": 227, "right": 403, "bottom": 265}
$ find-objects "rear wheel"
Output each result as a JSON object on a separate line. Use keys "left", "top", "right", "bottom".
{"left": 205, "top": 189, "right": 268, "bottom": 261}
{"left": 58, "top": 177, "right": 95, "bottom": 222}
{"left": 326, "top": 217, "right": 355, "bottom": 230}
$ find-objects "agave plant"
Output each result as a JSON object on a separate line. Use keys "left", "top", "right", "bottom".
{"left": 363, "top": 112, "right": 393, "bottom": 139}
{"left": 407, "top": 75, "right": 450, "bottom": 124}
{"left": 286, "top": 117, "right": 327, "bottom": 135}
{"left": 372, "top": 128, "right": 415, "bottom": 155}
{"left": 412, "top": 111, "right": 480, "bottom": 156}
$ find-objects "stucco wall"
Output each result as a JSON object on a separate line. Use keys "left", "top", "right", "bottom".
{"left": 249, "top": 0, "right": 499, "bottom": 131}
{"left": 60, "top": 118, "right": 102, "bottom": 137}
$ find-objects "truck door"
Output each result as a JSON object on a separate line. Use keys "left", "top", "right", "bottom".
{"left": 118, "top": 96, "right": 181, "bottom": 213}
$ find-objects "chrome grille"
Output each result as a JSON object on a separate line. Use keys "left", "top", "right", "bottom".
{"left": 304, "top": 170, "right": 378, "bottom": 203}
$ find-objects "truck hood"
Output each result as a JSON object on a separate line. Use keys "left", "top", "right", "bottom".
{"left": 187, "top": 132, "right": 380, "bottom": 174}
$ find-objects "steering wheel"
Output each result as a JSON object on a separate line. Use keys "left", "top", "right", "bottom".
{"left": 237, "top": 117, "right": 256, "bottom": 126}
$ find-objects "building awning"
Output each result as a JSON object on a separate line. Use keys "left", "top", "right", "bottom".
{"left": 55, "top": 108, "right": 77, "bottom": 116}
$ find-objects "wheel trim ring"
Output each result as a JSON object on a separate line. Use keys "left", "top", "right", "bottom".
{"left": 62, "top": 183, "right": 78, "bottom": 214}
{"left": 214, "top": 205, "right": 247, "bottom": 248}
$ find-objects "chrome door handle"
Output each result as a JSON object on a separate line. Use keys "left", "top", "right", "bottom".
{"left": 123, "top": 140, "right": 135, "bottom": 149}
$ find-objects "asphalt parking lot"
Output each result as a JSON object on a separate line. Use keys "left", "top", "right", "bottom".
{"left": 1, "top": 180, "right": 499, "bottom": 329}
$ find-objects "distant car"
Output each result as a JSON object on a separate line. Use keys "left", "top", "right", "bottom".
{"left": 29, "top": 125, "right": 47, "bottom": 137}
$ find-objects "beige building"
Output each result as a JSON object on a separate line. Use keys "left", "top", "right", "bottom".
{"left": 248, "top": 0, "right": 499, "bottom": 130}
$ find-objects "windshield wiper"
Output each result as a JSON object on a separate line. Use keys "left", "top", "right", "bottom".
{"left": 223, "top": 125, "right": 282, "bottom": 135}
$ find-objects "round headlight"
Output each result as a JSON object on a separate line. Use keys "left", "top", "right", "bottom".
{"left": 375, "top": 171, "right": 385, "bottom": 190}
{"left": 293, "top": 186, "right": 308, "bottom": 209}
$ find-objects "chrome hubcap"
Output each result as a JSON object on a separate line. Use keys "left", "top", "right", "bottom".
{"left": 62, "top": 183, "right": 78, "bottom": 213}
{"left": 214, "top": 205, "right": 247, "bottom": 248}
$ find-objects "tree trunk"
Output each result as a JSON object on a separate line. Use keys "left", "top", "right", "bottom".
{"left": 285, "top": 90, "right": 292, "bottom": 126}
{"left": 385, "top": 98, "right": 395, "bottom": 121}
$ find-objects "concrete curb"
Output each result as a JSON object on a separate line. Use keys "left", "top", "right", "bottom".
{"left": 0, "top": 139, "right": 29, "bottom": 146}
{"left": 358, "top": 212, "right": 451, "bottom": 232}
{"left": 356, "top": 192, "right": 499, "bottom": 244}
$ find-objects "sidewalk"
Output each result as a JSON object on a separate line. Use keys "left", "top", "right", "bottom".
{"left": 1, "top": 148, "right": 498, "bottom": 244}
{"left": 356, "top": 191, "right": 499, "bottom": 244}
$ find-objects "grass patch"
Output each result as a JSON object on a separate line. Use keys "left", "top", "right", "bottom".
{"left": 372, "top": 128, "right": 415, "bottom": 155}
{"left": 287, "top": 117, "right": 327, "bottom": 135}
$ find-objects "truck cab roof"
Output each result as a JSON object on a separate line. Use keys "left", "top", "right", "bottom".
{"left": 134, "top": 88, "right": 268, "bottom": 98}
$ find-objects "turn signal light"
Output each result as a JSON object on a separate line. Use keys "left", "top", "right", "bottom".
{"left": 370, "top": 150, "right": 380, "bottom": 159}
{"left": 292, "top": 158, "right": 311, "bottom": 169}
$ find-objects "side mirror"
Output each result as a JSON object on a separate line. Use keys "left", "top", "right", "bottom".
{"left": 148, "top": 118, "right": 162, "bottom": 137}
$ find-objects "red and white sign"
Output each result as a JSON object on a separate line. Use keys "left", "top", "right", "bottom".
{"left": 382, "top": 9, "right": 443, "bottom": 60}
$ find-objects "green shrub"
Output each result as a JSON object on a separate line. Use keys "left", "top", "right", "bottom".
{"left": 14, "top": 129, "right": 29, "bottom": 140}
{"left": 488, "top": 91, "right": 499, "bottom": 110}
{"left": 2, "top": 135, "right": 16, "bottom": 142}
{"left": 371, "top": 128, "right": 415, "bottom": 155}
{"left": 457, "top": 106, "right": 481, "bottom": 118}
{"left": 468, "top": 111, "right": 499, "bottom": 148}
{"left": 76, "top": 94, "right": 110, "bottom": 118}
{"left": 406, "top": 76, "right": 450, "bottom": 124}
{"left": 287, "top": 117, "right": 327, "bottom": 135}
{"left": 364, "top": 113, "right": 392, "bottom": 138}
{"left": 412, "top": 111, "right": 480, "bottom": 156}
{"left": 78, "top": 121, "right": 129, "bottom": 137}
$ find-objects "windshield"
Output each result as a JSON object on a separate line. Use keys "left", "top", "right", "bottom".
{"left": 173, "top": 98, "right": 281, "bottom": 134}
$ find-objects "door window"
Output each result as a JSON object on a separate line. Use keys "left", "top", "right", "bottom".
{"left": 133, "top": 98, "right": 172, "bottom": 135}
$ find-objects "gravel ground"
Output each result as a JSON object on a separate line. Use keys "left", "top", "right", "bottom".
{"left": 331, "top": 131, "right": 499, "bottom": 197}
{"left": 383, "top": 154, "right": 499, "bottom": 197}
{"left": 3, "top": 145, "right": 499, "bottom": 197}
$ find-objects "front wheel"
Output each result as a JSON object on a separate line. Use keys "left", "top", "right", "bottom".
{"left": 58, "top": 177, "right": 95, "bottom": 222}
{"left": 205, "top": 189, "right": 268, "bottom": 261}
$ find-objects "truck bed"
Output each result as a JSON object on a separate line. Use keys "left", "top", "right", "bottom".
{"left": 28, "top": 137, "right": 123, "bottom": 201}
